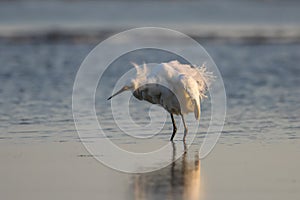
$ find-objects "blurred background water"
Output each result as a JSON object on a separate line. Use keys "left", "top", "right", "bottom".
{"left": 0, "top": 0, "right": 300, "bottom": 144}
{"left": 1, "top": 39, "right": 300, "bottom": 144}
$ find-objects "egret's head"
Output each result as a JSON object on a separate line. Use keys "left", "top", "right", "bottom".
{"left": 107, "top": 79, "right": 138, "bottom": 100}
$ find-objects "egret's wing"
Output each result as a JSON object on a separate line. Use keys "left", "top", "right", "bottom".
{"left": 166, "top": 61, "right": 213, "bottom": 98}
{"left": 179, "top": 75, "right": 201, "bottom": 120}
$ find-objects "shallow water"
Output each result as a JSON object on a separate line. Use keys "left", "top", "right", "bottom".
{"left": 0, "top": 1, "right": 299, "bottom": 199}
{"left": 0, "top": 41, "right": 299, "bottom": 145}
{"left": 1, "top": 39, "right": 300, "bottom": 200}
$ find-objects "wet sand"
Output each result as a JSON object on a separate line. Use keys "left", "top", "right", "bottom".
{"left": 1, "top": 140, "right": 299, "bottom": 200}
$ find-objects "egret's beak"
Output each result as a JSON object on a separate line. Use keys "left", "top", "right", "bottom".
{"left": 107, "top": 86, "right": 129, "bottom": 100}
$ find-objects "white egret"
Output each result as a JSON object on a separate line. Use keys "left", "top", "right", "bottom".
{"left": 107, "top": 60, "right": 212, "bottom": 141}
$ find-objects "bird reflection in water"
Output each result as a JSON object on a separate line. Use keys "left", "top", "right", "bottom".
{"left": 132, "top": 142, "right": 203, "bottom": 200}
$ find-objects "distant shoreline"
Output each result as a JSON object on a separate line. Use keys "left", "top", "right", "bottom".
{"left": 1, "top": 25, "right": 300, "bottom": 44}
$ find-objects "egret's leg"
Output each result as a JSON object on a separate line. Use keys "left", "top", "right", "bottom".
{"left": 181, "top": 114, "right": 188, "bottom": 141}
{"left": 170, "top": 114, "right": 177, "bottom": 141}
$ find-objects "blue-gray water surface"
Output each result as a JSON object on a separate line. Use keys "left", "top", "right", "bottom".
{"left": 0, "top": 40, "right": 299, "bottom": 144}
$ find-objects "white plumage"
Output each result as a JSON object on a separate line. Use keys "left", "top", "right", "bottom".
{"left": 108, "top": 60, "right": 213, "bottom": 141}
